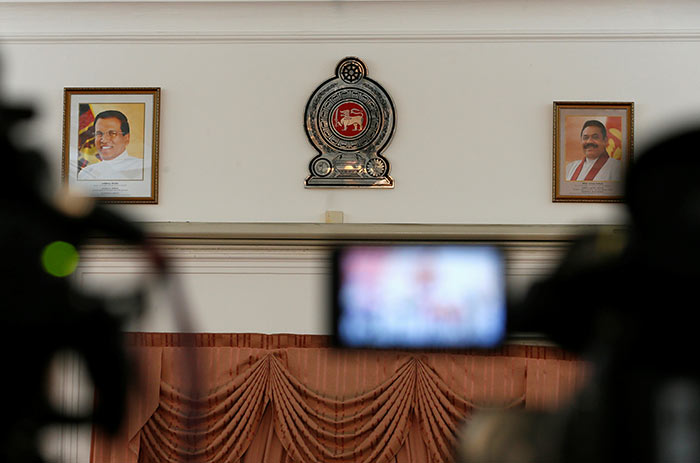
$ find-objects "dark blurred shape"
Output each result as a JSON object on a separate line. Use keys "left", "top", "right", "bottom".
{"left": 0, "top": 89, "right": 164, "bottom": 461}
{"left": 470, "top": 127, "right": 700, "bottom": 463}
{"left": 455, "top": 410, "right": 560, "bottom": 463}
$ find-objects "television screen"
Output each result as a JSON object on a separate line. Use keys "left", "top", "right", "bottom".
{"left": 332, "top": 245, "right": 507, "bottom": 349}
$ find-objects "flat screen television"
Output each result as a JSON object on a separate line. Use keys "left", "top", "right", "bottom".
{"left": 331, "top": 244, "right": 507, "bottom": 350}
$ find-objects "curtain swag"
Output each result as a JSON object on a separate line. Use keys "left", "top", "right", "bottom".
{"left": 91, "top": 334, "right": 588, "bottom": 463}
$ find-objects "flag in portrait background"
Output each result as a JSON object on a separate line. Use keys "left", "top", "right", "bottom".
{"left": 77, "top": 104, "right": 100, "bottom": 171}
{"left": 605, "top": 116, "right": 623, "bottom": 160}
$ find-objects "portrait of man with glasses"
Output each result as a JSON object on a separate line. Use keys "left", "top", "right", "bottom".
{"left": 78, "top": 110, "right": 143, "bottom": 180}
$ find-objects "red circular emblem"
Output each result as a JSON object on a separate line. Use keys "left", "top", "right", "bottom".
{"left": 331, "top": 101, "right": 368, "bottom": 138}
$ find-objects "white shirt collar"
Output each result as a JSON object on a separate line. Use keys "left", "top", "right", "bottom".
{"left": 104, "top": 150, "right": 130, "bottom": 162}
{"left": 583, "top": 155, "right": 603, "bottom": 165}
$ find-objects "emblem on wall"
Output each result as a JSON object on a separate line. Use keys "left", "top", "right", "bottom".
{"left": 305, "top": 57, "right": 395, "bottom": 188}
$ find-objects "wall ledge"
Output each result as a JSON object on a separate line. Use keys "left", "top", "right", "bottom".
{"left": 126, "top": 222, "right": 625, "bottom": 244}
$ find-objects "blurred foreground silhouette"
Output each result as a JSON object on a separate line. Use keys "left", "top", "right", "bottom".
{"left": 457, "top": 127, "right": 700, "bottom": 463}
{"left": 0, "top": 85, "right": 171, "bottom": 461}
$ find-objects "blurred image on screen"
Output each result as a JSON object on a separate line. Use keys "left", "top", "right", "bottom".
{"left": 336, "top": 246, "right": 506, "bottom": 349}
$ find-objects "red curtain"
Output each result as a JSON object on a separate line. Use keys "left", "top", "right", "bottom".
{"left": 91, "top": 334, "right": 588, "bottom": 463}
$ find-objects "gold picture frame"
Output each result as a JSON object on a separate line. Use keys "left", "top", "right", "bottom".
{"left": 553, "top": 101, "right": 634, "bottom": 203}
{"left": 62, "top": 87, "right": 160, "bottom": 204}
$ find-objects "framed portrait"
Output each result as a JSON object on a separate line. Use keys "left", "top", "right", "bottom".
{"left": 553, "top": 101, "right": 634, "bottom": 203}
{"left": 62, "top": 87, "right": 160, "bottom": 203}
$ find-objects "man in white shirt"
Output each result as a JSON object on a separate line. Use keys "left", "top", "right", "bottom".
{"left": 566, "top": 120, "right": 622, "bottom": 182}
{"left": 78, "top": 110, "right": 143, "bottom": 180}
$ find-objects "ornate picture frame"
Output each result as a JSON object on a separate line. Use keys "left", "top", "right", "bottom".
{"left": 62, "top": 87, "right": 160, "bottom": 204}
{"left": 553, "top": 101, "right": 634, "bottom": 203}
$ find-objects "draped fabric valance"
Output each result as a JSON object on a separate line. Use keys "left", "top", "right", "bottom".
{"left": 91, "top": 334, "right": 588, "bottom": 463}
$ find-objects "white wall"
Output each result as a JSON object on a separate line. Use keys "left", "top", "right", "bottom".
{"left": 3, "top": 0, "right": 700, "bottom": 225}
{"left": 73, "top": 235, "right": 569, "bottom": 334}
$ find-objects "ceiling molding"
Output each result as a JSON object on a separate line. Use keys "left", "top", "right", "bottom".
{"left": 3, "top": 30, "right": 700, "bottom": 44}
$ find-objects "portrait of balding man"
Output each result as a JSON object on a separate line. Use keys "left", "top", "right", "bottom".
{"left": 78, "top": 110, "right": 144, "bottom": 180}
{"left": 565, "top": 120, "right": 623, "bottom": 182}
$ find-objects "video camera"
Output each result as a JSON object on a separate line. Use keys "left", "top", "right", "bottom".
{"left": 0, "top": 92, "right": 167, "bottom": 462}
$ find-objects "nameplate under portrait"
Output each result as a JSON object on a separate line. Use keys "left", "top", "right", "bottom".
{"left": 62, "top": 87, "right": 160, "bottom": 204}
{"left": 553, "top": 101, "right": 634, "bottom": 203}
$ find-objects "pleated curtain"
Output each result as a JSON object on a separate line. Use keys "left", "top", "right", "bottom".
{"left": 91, "top": 334, "right": 588, "bottom": 463}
